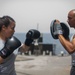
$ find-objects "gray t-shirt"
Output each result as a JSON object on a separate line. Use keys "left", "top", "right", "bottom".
{"left": 70, "top": 34, "right": 75, "bottom": 66}
{"left": 71, "top": 52, "right": 75, "bottom": 66}
{"left": 0, "top": 39, "right": 18, "bottom": 75}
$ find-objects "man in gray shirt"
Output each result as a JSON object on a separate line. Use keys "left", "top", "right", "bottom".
{"left": 51, "top": 9, "right": 75, "bottom": 75}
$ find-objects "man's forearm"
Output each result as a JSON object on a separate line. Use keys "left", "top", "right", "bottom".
{"left": 58, "top": 35, "right": 75, "bottom": 54}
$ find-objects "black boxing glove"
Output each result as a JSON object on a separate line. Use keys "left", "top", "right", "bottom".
{"left": 25, "top": 29, "right": 40, "bottom": 46}
{"left": 0, "top": 36, "right": 21, "bottom": 59}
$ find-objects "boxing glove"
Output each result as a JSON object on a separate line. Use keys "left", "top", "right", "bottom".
{"left": 0, "top": 36, "right": 21, "bottom": 59}
{"left": 51, "top": 20, "right": 63, "bottom": 35}
{"left": 50, "top": 20, "right": 69, "bottom": 39}
{"left": 25, "top": 29, "right": 40, "bottom": 46}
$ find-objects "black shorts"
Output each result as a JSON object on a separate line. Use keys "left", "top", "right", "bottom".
{"left": 70, "top": 66, "right": 75, "bottom": 75}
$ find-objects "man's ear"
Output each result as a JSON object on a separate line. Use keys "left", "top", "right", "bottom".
{"left": 2, "top": 25, "right": 6, "bottom": 31}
